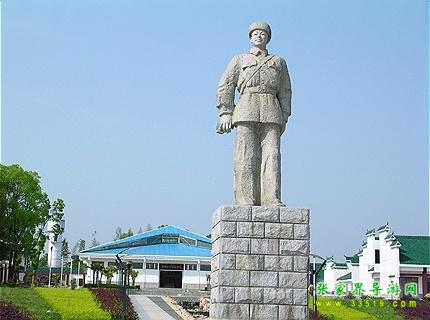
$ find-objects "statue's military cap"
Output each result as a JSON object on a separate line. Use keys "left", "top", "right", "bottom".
{"left": 248, "top": 21, "right": 272, "bottom": 43}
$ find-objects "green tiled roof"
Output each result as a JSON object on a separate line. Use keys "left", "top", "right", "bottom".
{"left": 36, "top": 267, "right": 83, "bottom": 273}
{"left": 397, "top": 235, "right": 430, "bottom": 265}
{"left": 385, "top": 232, "right": 395, "bottom": 240}
{"left": 390, "top": 240, "right": 401, "bottom": 247}
{"left": 345, "top": 254, "right": 359, "bottom": 264}
{"left": 337, "top": 272, "right": 352, "bottom": 281}
{"left": 365, "top": 229, "right": 375, "bottom": 235}
{"left": 333, "top": 262, "right": 348, "bottom": 269}
{"left": 309, "top": 262, "right": 324, "bottom": 283}
{"left": 377, "top": 223, "right": 389, "bottom": 231}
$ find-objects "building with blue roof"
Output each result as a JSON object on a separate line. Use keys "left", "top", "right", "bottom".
{"left": 79, "top": 225, "right": 212, "bottom": 289}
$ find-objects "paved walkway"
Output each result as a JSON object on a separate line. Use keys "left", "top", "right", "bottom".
{"left": 129, "top": 295, "right": 182, "bottom": 320}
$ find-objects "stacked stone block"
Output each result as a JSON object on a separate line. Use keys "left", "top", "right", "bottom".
{"left": 210, "top": 206, "right": 310, "bottom": 320}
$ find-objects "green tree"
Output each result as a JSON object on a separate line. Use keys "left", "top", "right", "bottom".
{"left": 39, "top": 253, "right": 48, "bottom": 266}
{"left": 113, "top": 227, "right": 134, "bottom": 240}
{"left": 102, "top": 265, "right": 117, "bottom": 284}
{"left": 91, "top": 230, "right": 100, "bottom": 247}
{"left": 129, "top": 269, "right": 139, "bottom": 287}
{"left": 0, "top": 164, "right": 64, "bottom": 283}
{"left": 70, "top": 239, "right": 85, "bottom": 270}
{"left": 61, "top": 239, "right": 70, "bottom": 259}
{"left": 91, "top": 262, "right": 104, "bottom": 286}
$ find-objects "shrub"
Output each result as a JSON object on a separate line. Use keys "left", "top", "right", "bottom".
{"left": 395, "top": 299, "right": 430, "bottom": 319}
{"left": 91, "top": 288, "right": 138, "bottom": 320}
{"left": 70, "top": 279, "right": 76, "bottom": 290}
{"left": 0, "top": 301, "right": 32, "bottom": 320}
{"left": 34, "top": 288, "right": 110, "bottom": 320}
{"left": 84, "top": 283, "right": 120, "bottom": 289}
{"left": 344, "top": 292, "right": 355, "bottom": 300}
{"left": 309, "top": 309, "right": 333, "bottom": 320}
{"left": 0, "top": 286, "right": 61, "bottom": 320}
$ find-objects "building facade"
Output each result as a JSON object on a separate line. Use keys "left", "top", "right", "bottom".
{"left": 324, "top": 223, "right": 429, "bottom": 297}
{"left": 79, "top": 225, "right": 212, "bottom": 289}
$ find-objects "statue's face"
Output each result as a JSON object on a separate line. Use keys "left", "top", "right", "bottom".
{"left": 250, "top": 30, "right": 268, "bottom": 47}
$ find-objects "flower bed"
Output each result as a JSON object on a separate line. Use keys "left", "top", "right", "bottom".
{"left": 0, "top": 287, "right": 59, "bottom": 320}
{"left": 90, "top": 288, "right": 138, "bottom": 320}
{"left": 34, "top": 288, "right": 110, "bottom": 320}
{"left": 395, "top": 300, "right": 430, "bottom": 320}
{"left": 0, "top": 301, "right": 32, "bottom": 320}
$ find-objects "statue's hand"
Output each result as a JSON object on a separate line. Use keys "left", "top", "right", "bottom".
{"left": 281, "top": 117, "right": 288, "bottom": 135}
{"left": 216, "top": 114, "right": 233, "bottom": 134}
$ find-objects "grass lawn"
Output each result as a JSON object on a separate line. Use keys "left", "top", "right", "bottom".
{"left": 34, "top": 287, "right": 111, "bottom": 320}
{"left": 310, "top": 296, "right": 409, "bottom": 319}
{"left": 0, "top": 286, "right": 60, "bottom": 320}
{"left": 346, "top": 299, "right": 404, "bottom": 320}
{"left": 310, "top": 297, "right": 374, "bottom": 319}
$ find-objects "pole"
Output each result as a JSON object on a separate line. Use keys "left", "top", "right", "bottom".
{"left": 60, "top": 256, "right": 64, "bottom": 286}
{"left": 77, "top": 260, "right": 80, "bottom": 288}
{"left": 313, "top": 256, "right": 316, "bottom": 314}
{"left": 48, "top": 245, "right": 53, "bottom": 287}
{"left": 198, "top": 260, "right": 201, "bottom": 290}
{"left": 5, "top": 262, "right": 8, "bottom": 284}
{"left": 69, "top": 258, "right": 73, "bottom": 287}
{"left": 143, "top": 257, "right": 146, "bottom": 288}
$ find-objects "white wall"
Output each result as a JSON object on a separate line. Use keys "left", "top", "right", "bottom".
{"left": 379, "top": 237, "right": 400, "bottom": 295}
{"left": 47, "top": 220, "right": 65, "bottom": 268}
{"left": 80, "top": 256, "right": 212, "bottom": 289}
{"left": 324, "top": 262, "right": 350, "bottom": 293}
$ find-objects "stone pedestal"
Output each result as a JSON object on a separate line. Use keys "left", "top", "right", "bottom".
{"left": 210, "top": 206, "right": 310, "bottom": 320}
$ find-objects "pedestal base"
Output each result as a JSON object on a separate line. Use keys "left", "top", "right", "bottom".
{"left": 210, "top": 206, "right": 310, "bottom": 320}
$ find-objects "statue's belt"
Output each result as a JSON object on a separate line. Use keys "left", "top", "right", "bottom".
{"left": 241, "top": 86, "right": 277, "bottom": 95}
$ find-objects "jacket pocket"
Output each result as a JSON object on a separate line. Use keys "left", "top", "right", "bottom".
{"left": 241, "top": 61, "right": 257, "bottom": 70}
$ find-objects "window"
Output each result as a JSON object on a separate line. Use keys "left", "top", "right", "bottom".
{"left": 132, "top": 263, "right": 143, "bottom": 269}
{"left": 162, "top": 235, "right": 179, "bottom": 243}
{"left": 160, "top": 264, "right": 183, "bottom": 270}
{"left": 179, "top": 236, "right": 197, "bottom": 246}
{"left": 197, "top": 240, "right": 212, "bottom": 249}
{"left": 146, "top": 263, "right": 158, "bottom": 269}
{"left": 130, "top": 238, "right": 147, "bottom": 246}
{"left": 185, "top": 264, "right": 197, "bottom": 271}
{"left": 147, "top": 235, "right": 162, "bottom": 245}
{"left": 375, "top": 250, "right": 380, "bottom": 264}
{"left": 108, "top": 262, "right": 117, "bottom": 267}
{"left": 200, "top": 265, "right": 211, "bottom": 271}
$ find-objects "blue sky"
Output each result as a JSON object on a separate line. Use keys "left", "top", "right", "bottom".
{"left": 2, "top": 0, "right": 428, "bottom": 260}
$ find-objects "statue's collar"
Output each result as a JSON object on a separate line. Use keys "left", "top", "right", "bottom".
{"left": 250, "top": 47, "right": 268, "bottom": 57}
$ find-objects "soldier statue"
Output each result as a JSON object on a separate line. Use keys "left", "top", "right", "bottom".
{"left": 216, "top": 21, "right": 292, "bottom": 207}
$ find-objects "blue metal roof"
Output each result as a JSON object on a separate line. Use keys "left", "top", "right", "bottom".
{"left": 87, "top": 243, "right": 211, "bottom": 257}
{"left": 81, "top": 225, "right": 212, "bottom": 257}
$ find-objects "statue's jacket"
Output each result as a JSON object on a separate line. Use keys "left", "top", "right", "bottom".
{"left": 216, "top": 47, "right": 292, "bottom": 128}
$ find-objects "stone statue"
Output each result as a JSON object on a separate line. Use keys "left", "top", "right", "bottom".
{"left": 216, "top": 21, "right": 292, "bottom": 206}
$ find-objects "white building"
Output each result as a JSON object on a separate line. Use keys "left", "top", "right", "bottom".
{"left": 79, "top": 225, "right": 212, "bottom": 289}
{"left": 324, "top": 223, "right": 430, "bottom": 297}
{"left": 46, "top": 219, "right": 65, "bottom": 268}
{"left": 324, "top": 255, "right": 359, "bottom": 293}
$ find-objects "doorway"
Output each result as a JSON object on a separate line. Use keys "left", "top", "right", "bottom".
{"left": 159, "top": 271, "right": 182, "bottom": 288}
